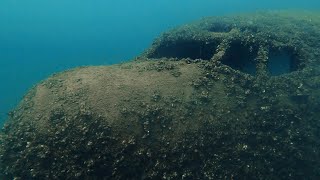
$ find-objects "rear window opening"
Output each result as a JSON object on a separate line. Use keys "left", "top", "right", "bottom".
{"left": 208, "top": 22, "right": 232, "bottom": 33}
{"left": 148, "top": 40, "right": 218, "bottom": 60}
{"left": 220, "top": 41, "right": 258, "bottom": 75}
{"left": 268, "top": 49, "right": 301, "bottom": 76}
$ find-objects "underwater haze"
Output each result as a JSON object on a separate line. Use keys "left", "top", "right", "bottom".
{"left": 1, "top": 0, "right": 320, "bottom": 126}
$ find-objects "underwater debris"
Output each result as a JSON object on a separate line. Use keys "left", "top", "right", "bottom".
{"left": 1, "top": 11, "right": 320, "bottom": 179}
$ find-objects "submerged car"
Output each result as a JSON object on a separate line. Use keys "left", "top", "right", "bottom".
{"left": 1, "top": 11, "right": 320, "bottom": 179}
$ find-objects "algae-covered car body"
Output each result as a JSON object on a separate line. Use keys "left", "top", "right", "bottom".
{"left": 1, "top": 11, "right": 320, "bottom": 179}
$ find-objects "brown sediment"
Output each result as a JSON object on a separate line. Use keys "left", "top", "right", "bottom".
{"left": 1, "top": 11, "right": 320, "bottom": 179}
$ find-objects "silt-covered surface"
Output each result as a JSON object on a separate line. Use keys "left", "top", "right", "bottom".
{"left": 1, "top": 11, "right": 320, "bottom": 179}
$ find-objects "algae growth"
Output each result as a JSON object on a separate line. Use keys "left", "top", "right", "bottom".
{"left": 1, "top": 11, "right": 320, "bottom": 179}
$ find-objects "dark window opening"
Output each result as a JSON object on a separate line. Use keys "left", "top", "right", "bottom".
{"left": 208, "top": 22, "right": 232, "bottom": 33}
{"left": 148, "top": 40, "right": 217, "bottom": 60}
{"left": 221, "top": 42, "right": 258, "bottom": 75}
{"left": 268, "top": 49, "right": 300, "bottom": 76}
